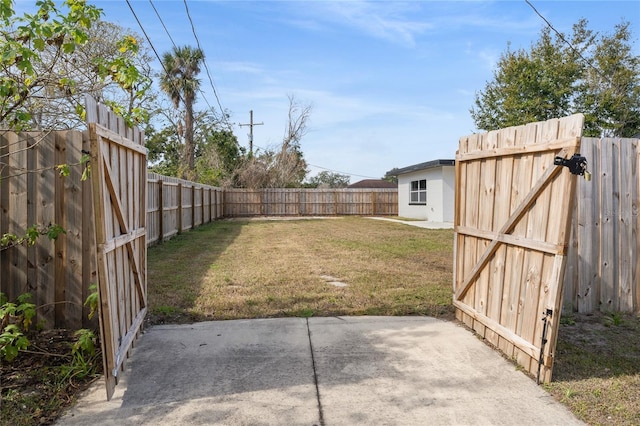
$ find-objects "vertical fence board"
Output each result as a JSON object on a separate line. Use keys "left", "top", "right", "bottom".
{"left": 26, "top": 135, "right": 37, "bottom": 299}
{"left": 600, "top": 139, "right": 617, "bottom": 310}
{"left": 35, "top": 133, "right": 57, "bottom": 328}
{"left": 53, "top": 133, "right": 67, "bottom": 324}
{"left": 576, "top": 138, "right": 600, "bottom": 312}
{"left": 637, "top": 146, "right": 640, "bottom": 313}
{"left": 618, "top": 139, "right": 634, "bottom": 312}
{"left": 0, "top": 132, "right": 9, "bottom": 297}
{"left": 8, "top": 131, "right": 28, "bottom": 301}
{"left": 62, "top": 131, "right": 84, "bottom": 329}
{"left": 82, "top": 133, "right": 98, "bottom": 327}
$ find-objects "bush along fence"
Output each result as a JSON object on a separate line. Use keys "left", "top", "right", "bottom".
{"left": 0, "top": 129, "right": 638, "bottom": 330}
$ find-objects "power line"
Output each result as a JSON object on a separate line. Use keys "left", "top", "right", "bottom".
{"left": 183, "top": 0, "right": 233, "bottom": 130}
{"left": 149, "top": 0, "right": 177, "bottom": 49}
{"left": 524, "top": 0, "right": 612, "bottom": 86}
{"left": 307, "top": 163, "right": 379, "bottom": 180}
{"left": 129, "top": 0, "right": 234, "bottom": 132}
{"left": 125, "top": 0, "right": 187, "bottom": 109}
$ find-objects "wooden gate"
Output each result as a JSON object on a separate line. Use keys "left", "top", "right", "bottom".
{"left": 454, "top": 114, "right": 584, "bottom": 384}
{"left": 86, "top": 96, "right": 147, "bottom": 399}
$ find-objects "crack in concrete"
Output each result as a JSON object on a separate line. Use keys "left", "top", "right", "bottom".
{"left": 306, "top": 318, "right": 325, "bottom": 426}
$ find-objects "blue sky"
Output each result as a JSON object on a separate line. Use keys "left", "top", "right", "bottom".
{"left": 42, "top": 1, "right": 640, "bottom": 182}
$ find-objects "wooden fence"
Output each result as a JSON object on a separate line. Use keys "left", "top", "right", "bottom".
{"left": 147, "top": 172, "right": 224, "bottom": 244}
{"left": 0, "top": 130, "right": 96, "bottom": 329}
{"left": 223, "top": 188, "right": 398, "bottom": 216}
{"left": 563, "top": 137, "right": 639, "bottom": 314}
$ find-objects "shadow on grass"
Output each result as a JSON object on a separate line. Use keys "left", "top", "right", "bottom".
{"left": 146, "top": 219, "right": 246, "bottom": 325}
{"left": 545, "top": 312, "right": 640, "bottom": 425}
{"left": 553, "top": 311, "right": 640, "bottom": 381}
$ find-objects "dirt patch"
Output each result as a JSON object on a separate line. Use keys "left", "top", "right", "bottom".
{"left": 559, "top": 312, "right": 624, "bottom": 352}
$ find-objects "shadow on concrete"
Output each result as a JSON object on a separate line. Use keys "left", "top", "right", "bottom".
{"left": 58, "top": 317, "right": 583, "bottom": 425}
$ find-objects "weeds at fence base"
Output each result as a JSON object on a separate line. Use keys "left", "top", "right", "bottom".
{"left": 0, "top": 329, "right": 102, "bottom": 426}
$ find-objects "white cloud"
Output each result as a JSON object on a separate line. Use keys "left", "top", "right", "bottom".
{"left": 282, "top": 1, "right": 433, "bottom": 47}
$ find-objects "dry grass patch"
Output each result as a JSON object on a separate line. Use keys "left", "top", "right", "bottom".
{"left": 147, "top": 217, "right": 454, "bottom": 323}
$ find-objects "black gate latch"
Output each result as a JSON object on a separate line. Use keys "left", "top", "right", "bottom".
{"left": 554, "top": 154, "right": 591, "bottom": 180}
{"left": 536, "top": 308, "right": 553, "bottom": 385}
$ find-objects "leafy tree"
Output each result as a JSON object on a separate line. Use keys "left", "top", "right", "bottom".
{"left": 382, "top": 168, "right": 399, "bottom": 184}
{"left": 575, "top": 22, "right": 640, "bottom": 137}
{"left": 146, "top": 125, "right": 182, "bottom": 177}
{"left": 306, "top": 171, "right": 350, "bottom": 188}
{"left": 471, "top": 19, "right": 639, "bottom": 137}
{"left": 196, "top": 128, "right": 244, "bottom": 186}
{"left": 146, "top": 110, "right": 243, "bottom": 186}
{"left": 0, "top": 0, "right": 149, "bottom": 130}
{"left": 0, "top": 0, "right": 150, "bottom": 272}
{"left": 159, "top": 45, "right": 204, "bottom": 179}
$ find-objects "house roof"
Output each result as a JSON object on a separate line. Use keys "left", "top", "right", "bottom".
{"left": 347, "top": 179, "right": 397, "bottom": 189}
{"left": 388, "top": 159, "right": 455, "bottom": 176}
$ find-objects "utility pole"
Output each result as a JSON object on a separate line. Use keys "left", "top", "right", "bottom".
{"left": 238, "top": 110, "right": 263, "bottom": 155}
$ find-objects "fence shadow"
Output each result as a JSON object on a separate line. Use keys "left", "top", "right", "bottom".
{"left": 553, "top": 312, "right": 640, "bottom": 381}
{"left": 146, "top": 220, "right": 246, "bottom": 325}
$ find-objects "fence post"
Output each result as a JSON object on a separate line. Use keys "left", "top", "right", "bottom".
{"left": 158, "top": 179, "right": 164, "bottom": 244}
{"left": 177, "top": 182, "right": 183, "bottom": 234}
{"left": 208, "top": 188, "right": 213, "bottom": 222}
{"left": 221, "top": 189, "right": 225, "bottom": 218}
{"left": 201, "top": 187, "right": 205, "bottom": 225}
{"left": 191, "top": 185, "right": 196, "bottom": 229}
{"left": 371, "top": 191, "right": 376, "bottom": 215}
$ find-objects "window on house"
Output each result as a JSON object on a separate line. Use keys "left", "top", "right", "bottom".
{"left": 410, "top": 179, "right": 426, "bottom": 204}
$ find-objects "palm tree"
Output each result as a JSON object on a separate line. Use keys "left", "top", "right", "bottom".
{"left": 159, "top": 45, "right": 204, "bottom": 179}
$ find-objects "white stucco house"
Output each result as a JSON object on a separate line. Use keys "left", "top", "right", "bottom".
{"left": 389, "top": 159, "right": 455, "bottom": 222}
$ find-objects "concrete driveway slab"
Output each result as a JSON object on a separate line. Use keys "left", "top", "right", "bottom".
{"left": 57, "top": 317, "right": 583, "bottom": 426}
{"left": 58, "top": 319, "right": 319, "bottom": 425}
{"left": 309, "top": 316, "right": 581, "bottom": 425}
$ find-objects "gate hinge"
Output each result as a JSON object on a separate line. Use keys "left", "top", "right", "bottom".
{"left": 554, "top": 154, "right": 591, "bottom": 181}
